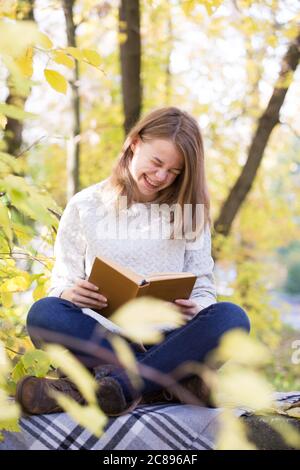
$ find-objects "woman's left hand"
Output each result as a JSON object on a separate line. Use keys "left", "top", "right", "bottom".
{"left": 174, "top": 299, "right": 199, "bottom": 320}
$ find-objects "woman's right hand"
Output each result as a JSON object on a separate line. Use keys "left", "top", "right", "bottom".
{"left": 60, "top": 279, "right": 108, "bottom": 310}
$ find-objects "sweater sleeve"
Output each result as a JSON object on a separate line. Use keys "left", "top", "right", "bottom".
{"left": 47, "top": 197, "right": 87, "bottom": 298}
{"left": 183, "top": 224, "right": 217, "bottom": 311}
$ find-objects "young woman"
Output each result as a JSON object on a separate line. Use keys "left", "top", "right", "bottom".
{"left": 16, "top": 107, "right": 250, "bottom": 417}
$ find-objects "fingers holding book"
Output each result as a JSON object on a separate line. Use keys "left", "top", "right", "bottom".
{"left": 174, "top": 299, "right": 199, "bottom": 318}
{"left": 60, "top": 279, "right": 108, "bottom": 310}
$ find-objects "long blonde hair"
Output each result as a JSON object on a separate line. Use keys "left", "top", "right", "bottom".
{"left": 107, "top": 106, "right": 211, "bottom": 239}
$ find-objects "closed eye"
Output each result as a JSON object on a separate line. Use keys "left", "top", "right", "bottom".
{"left": 151, "top": 159, "right": 182, "bottom": 176}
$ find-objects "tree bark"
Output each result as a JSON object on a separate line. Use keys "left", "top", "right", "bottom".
{"left": 4, "top": 0, "right": 34, "bottom": 157}
{"left": 62, "top": 0, "right": 81, "bottom": 200}
{"left": 119, "top": 0, "right": 141, "bottom": 135}
{"left": 214, "top": 32, "right": 300, "bottom": 237}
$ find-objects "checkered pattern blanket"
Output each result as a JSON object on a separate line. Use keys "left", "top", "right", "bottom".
{"left": 1, "top": 393, "right": 300, "bottom": 450}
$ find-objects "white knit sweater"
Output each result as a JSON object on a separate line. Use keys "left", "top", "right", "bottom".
{"left": 48, "top": 178, "right": 217, "bottom": 332}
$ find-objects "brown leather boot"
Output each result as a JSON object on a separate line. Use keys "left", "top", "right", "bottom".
{"left": 93, "top": 364, "right": 214, "bottom": 409}
{"left": 96, "top": 376, "right": 142, "bottom": 417}
{"left": 177, "top": 374, "right": 215, "bottom": 407}
{"left": 141, "top": 375, "right": 215, "bottom": 408}
{"left": 92, "top": 364, "right": 142, "bottom": 416}
{"left": 16, "top": 376, "right": 85, "bottom": 415}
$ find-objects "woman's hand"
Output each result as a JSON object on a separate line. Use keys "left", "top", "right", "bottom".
{"left": 60, "top": 279, "right": 108, "bottom": 310}
{"left": 174, "top": 298, "right": 199, "bottom": 320}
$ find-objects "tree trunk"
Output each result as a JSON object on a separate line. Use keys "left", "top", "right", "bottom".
{"left": 4, "top": 0, "right": 34, "bottom": 157}
{"left": 62, "top": 0, "right": 81, "bottom": 200}
{"left": 119, "top": 0, "right": 141, "bottom": 135}
{"left": 214, "top": 32, "right": 300, "bottom": 237}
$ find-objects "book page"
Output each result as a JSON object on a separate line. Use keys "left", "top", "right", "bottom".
{"left": 81, "top": 308, "right": 123, "bottom": 334}
{"left": 147, "top": 272, "right": 196, "bottom": 281}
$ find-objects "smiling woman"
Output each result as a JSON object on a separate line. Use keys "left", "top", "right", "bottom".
{"left": 17, "top": 106, "right": 250, "bottom": 418}
{"left": 129, "top": 138, "right": 184, "bottom": 201}
{"left": 108, "top": 106, "right": 211, "bottom": 240}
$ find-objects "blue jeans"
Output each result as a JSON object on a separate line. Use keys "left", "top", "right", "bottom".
{"left": 26, "top": 297, "right": 250, "bottom": 395}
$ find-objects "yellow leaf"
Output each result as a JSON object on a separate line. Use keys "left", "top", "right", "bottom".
{"left": 15, "top": 46, "right": 33, "bottom": 78}
{"left": 0, "top": 20, "right": 40, "bottom": 58}
{"left": 217, "top": 409, "right": 256, "bottom": 450}
{"left": 286, "top": 407, "right": 300, "bottom": 418}
{"left": 118, "top": 33, "right": 127, "bottom": 45}
{"left": 0, "top": 396, "right": 20, "bottom": 422}
{"left": 45, "top": 345, "right": 98, "bottom": 404}
{"left": 52, "top": 51, "right": 75, "bottom": 69}
{"left": 1, "top": 291, "right": 13, "bottom": 308}
{"left": 212, "top": 329, "right": 271, "bottom": 366}
{"left": 0, "top": 114, "right": 7, "bottom": 129}
{"left": 38, "top": 32, "right": 53, "bottom": 49}
{"left": 215, "top": 366, "right": 273, "bottom": 410}
{"left": 32, "top": 283, "right": 46, "bottom": 301}
{"left": 0, "top": 274, "right": 30, "bottom": 293}
{"left": 0, "top": 341, "right": 10, "bottom": 375}
{"left": 276, "top": 70, "right": 294, "bottom": 89}
{"left": 82, "top": 49, "right": 101, "bottom": 67}
{"left": 66, "top": 47, "right": 84, "bottom": 61}
{"left": 0, "top": 103, "right": 35, "bottom": 120}
{"left": 111, "top": 297, "right": 185, "bottom": 344}
{"left": 44, "top": 69, "right": 68, "bottom": 94}
{"left": 266, "top": 35, "right": 278, "bottom": 48}
{"left": 51, "top": 394, "right": 107, "bottom": 436}
{"left": 110, "top": 335, "right": 144, "bottom": 390}
{"left": 0, "top": 1, "right": 17, "bottom": 19}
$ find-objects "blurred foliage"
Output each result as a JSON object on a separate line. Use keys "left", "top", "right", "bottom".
{"left": 0, "top": 0, "right": 299, "bottom": 447}
{"left": 285, "top": 262, "right": 300, "bottom": 295}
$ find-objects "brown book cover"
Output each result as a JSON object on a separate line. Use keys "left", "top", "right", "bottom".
{"left": 88, "top": 254, "right": 197, "bottom": 318}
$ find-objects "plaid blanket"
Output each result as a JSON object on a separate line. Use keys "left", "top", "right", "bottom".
{"left": 1, "top": 392, "right": 300, "bottom": 450}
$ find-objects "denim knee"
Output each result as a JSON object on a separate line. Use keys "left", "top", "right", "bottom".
{"left": 27, "top": 297, "right": 62, "bottom": 329}
{"left": 211, "top": 301, "right": 251, "bottom": 333}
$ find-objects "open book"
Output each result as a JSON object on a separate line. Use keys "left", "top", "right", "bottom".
{"left": 87, "top": 254, "right": 197, "bottom": 318}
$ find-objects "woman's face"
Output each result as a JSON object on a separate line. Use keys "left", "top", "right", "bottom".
{"left": 129, "top": 137, "right": 184, "bottom": 202}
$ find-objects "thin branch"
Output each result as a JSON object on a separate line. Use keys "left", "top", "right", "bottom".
{"left": 5, "top": 347, "right": 23, "bottom": 356}
{"left": 280, "top": 120, "right": 300, "bottom": 139}
{"left": 16, "top": 135, "right": 48, "bottom": 158}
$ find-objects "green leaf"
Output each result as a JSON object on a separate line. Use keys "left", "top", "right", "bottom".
{"left": 3, "top": 175, "right": 56, "bottom": 226}
{"left": 0, "top": 103, "right": 36, "bottom": 121}
{"left": 0, "top": 199, "right": 13, "bottom": 248}
{"left": 0, "top": 419, "right": 20, "bottom": 433}
{"left": 44, "top": 69, "right": 68, "bottom": 94}
{"left": 22, "top": 350, "right": 52, "bottom": 378}
{"left": 11, "top": 361, "right": 26, "bottom": 383}
{"left": 0, "top": 151, "right": 22, "bottom": 173}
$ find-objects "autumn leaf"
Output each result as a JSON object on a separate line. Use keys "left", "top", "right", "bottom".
{"left": 52, "top": 51, "right": 75, "bottom": 69}
{"left": 0, "top": 114, "right": 7, "bottom": 129}
{"left": 44, "top": 69, "right": 68, "bottom": 94}
{"left": 82, "top": 49, "right": 101, "bottom": 67}
{"left": 38, "top": 31, "right": 53, "bottom": 50}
